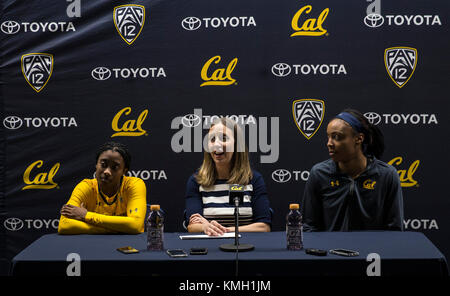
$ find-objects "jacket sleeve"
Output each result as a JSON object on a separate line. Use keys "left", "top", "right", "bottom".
{"left": 58, "top": 180, "right": 114, "bottom": 234}
{"left": 83, "top": 178, "right": 147, "bottom": 234}
{"left": 58, "top": 217, "right": 116, "bottom": 234}
{"left": 301, "top": 167, "right": 324, "bottom": 232}
{"left": 383, "top": 167, "right": 404, "bottom": 231}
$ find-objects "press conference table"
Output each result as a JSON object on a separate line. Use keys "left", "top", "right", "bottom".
{"left": 11, "top": 231, "right": 448, "bottom": 276}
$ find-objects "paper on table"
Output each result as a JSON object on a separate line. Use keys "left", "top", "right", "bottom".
{"left": 179, "top": 232, "right": 241, "bottom": 240}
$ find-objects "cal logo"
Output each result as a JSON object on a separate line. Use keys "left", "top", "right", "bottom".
{"left": 291, "top": 5, "right": 329, "bottom": 37}
{"left": 113, "top": 4, "right": 145, "bottom": 45}
{"left": 230, "top": 185, "right": 244, "bottom": 191}
{"left": 292, "top": 99, "right": 325, "bottom": 140}
{"left": 388, "top": 156, "right": 419, "bottom": 187}
{"left": 21, "top": 53, "right": 54, "bottom": 93}
{"left": 200, "top": 55, "right": 238, "bottom": 87}
{"left": 111, "top": 107, "right": 148, "bottom": 137}
{"left": 384, "top": 47, "right": 417, "bottom": 88}
{"left": 22, "top": 160, "right": 59, "bottom": 190}
{"left": 363, "top": 179, "right": 376, "bottom": 190}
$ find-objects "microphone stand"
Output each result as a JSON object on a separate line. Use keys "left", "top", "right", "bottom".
{"left": 234, "top": 198, "right": 239, "bottom": 277}
{"left": 234, "top": 197, "right": 240, "bottom": 249}
{"left": 219, "top": 184, "right": 255, "bottom": 277}
{"left": 219, "top": 196, "right": 254, "bottom": 276}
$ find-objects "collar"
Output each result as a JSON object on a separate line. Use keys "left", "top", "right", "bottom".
{"left": 98, "top": 176, "right": 123, "bottom": 206}
{"left": 331, "top": 156, "right": 380, "bottom": 179}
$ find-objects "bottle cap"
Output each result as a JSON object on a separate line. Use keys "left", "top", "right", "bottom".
{"left": 289, "top": 203, "right": 299, "bottom": 210}
{"left": 150, "top": 205, "right": 160, "bottom": 211}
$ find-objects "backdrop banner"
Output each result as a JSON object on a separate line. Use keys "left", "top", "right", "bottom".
{"left": 1, "top": 0, "right": 449, "bottom": 274}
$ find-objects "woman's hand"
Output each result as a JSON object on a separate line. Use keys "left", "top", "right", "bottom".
{"left": 189, "top": 214, "right": 228, "bottom": 236}
{"left": 61, "top": 203, "right": 87, "bottom": 221}
{"left": 189, "top": 213, "right": 208, "bottom": 225}
{"left": 202, "top": 220, "right": 228, "bottom": 236}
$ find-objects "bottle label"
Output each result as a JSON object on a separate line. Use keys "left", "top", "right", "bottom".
{"left": 286, "top": 225, "right": 303, "bottom": 250}
{"left": 147, "top": 227, "right": 164, "bottom": 250}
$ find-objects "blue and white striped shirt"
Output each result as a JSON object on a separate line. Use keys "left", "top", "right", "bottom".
{"left": 185, "top": 171, "right": 272, "bottom": 227}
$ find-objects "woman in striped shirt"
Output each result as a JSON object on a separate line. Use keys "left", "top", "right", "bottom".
{"left": 185, "top": 118, "right": 272, "bottom": 236}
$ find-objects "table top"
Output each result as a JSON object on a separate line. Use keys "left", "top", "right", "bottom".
{"left": 13, "top": 231, "right": 445, "bottom": 260}
{"left": 12, "top": 231, "right": 448, "bottom": 276}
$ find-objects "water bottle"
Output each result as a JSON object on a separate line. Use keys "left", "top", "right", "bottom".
{"left": 286, "top": 203, "right": 303, "bottom": 250}
{"left": 147, "top": 205, "right": 164, "bottom": 251}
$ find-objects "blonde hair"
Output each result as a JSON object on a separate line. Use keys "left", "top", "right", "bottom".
{"left": 196, "top": 117, "right": 252, "bottom": 187}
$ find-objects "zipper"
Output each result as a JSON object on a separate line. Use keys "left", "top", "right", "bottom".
{"left": 349, "top": 178, "right": 355, "bottom": 197}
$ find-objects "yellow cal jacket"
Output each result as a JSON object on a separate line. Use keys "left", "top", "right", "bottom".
{"left": 58, "top": 176, "right": 147, "bottom": 234}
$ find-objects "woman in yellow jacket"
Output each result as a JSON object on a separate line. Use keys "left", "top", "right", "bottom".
{"left": 58, "top": 142, "right": 147, "bottom": 234}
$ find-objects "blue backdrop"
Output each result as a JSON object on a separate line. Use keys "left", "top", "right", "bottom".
{"left": 1, "top": 0, "right": 449, "bottom": 274}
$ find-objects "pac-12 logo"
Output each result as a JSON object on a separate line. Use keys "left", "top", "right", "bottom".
{"left": 21, "top": 53, "right": 54, "bottom": 92}
{"left": 384, "top": 47, "right": 417, "bottom": 88}
{"left": 113, "top": 4, "right": 145, "bottom": 45}
{"left": 292, "top": 99, "right": 325, "bottom": 140}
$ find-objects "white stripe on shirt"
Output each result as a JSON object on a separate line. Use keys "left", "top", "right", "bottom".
{"left": 204, "top": 207, "right": 253, "bottom": 216}
{"left": 202, "top": 195, "right": 251, "bottom": 204}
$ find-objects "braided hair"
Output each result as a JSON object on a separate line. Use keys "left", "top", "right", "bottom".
{"left": 95, "top": 141, "right": 131, "bottom": 171}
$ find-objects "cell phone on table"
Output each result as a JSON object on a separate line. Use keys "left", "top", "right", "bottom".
{"left": 329, "top": 248, "right": 359, "bottom": 257}
{"left": 117, "top": 246, "right": 140, "bottom": 254}
{"left": 190, "top": 247, "right": 208, "bottom": 255}
{"left": 166, "top": 249, "right": 188, "bottom": 258}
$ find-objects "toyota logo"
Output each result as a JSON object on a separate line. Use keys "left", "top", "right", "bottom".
{"left": 181, "top": 17, "right": 201, "bottom": 31}
{"left": 271, "top": 63, "right": 291, "bottom": 77}
{"left": 364, "top": 14, "right": 384, "bottom": 28}
{"left": 181, "top": 114, "right": 202, "bottom": 128}
{"left": 4, "top": 218, "right": 24, "bottom": 231}
{"left": 91, "top": 67, "right": 111, "bottom": 81}
{"left": 364, "top": 112, "right": 382, "bottom": 125}
{"left": 3, "top": 116, "right": 23, "bottom": 130}
{"left": 1, "top": 21, "right": 20, "bottom": 34}
{"left": 272, "top": 169, "right": 292, "bottom": 183}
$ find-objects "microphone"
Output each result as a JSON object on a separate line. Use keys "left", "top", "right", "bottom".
{"left": 229, "top": 184, "right": 244, "bottom": 207}
{"left": 220, "top": 184, "right": 254, "bottom": 257}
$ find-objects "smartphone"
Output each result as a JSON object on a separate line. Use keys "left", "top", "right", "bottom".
{"left": 190, "top": 248, "right": 208, "bottom": 255}
{"left": 166, "top": 249, "right": 188, "bottom": 258}
{"left": 329, "top": 248, "right": 359, "bottom": 257}
{"left": 117, "top": 246, "right": 140, "bottom": 254}
{"left": 305, "top": 248, "right": 327, "bottom": 256}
